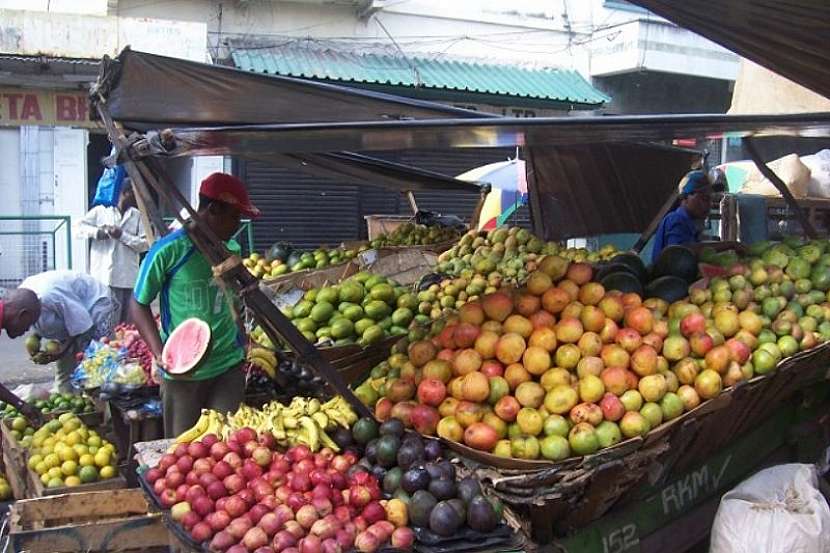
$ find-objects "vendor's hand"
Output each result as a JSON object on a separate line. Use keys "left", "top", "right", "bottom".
{"left": 151, "top": 356, "right": 166, "bottom": 385}
{"left": 107, "top": 225, "right": 123, "bottom": 239}
{"left": 30, "top": 352, "right": 58, "bottom": 365}
{"left": 96, "top": 228, "right": 110, "bottom": 240}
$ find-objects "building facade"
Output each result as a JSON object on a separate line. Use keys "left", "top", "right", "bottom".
{"left": 0, "top": 0, "right": 739, "bottom": 278}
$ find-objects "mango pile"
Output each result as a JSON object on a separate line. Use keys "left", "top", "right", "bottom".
{"left": 359, "top": 237, "right": 829, "bottom": 462}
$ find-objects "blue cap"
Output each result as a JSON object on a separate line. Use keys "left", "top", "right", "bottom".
{"left": 678, "top": 170, "right": 712, "bottom": 197}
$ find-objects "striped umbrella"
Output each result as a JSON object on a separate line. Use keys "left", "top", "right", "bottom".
{"left": 457, "top": 159, "right": 528, "bottom": 230}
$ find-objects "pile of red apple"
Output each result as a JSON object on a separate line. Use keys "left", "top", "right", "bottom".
{"left": 143, "top": 428, "right": 415, "bottom": 552}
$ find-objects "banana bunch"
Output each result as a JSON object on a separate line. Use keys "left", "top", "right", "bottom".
{"left": 174, "top": 396, "right": 358, "bottom": 452}
{"left": 175, "top": 409, "right": 226, "bottom": 444}
{"left": 250, "top": 326, "right": 275, "bottom": 350}
{"left": 262, "top": 396, "right": 356, "bottom": 452}
{"left": 247, "top": 347, "right": 277, "bottom": 379}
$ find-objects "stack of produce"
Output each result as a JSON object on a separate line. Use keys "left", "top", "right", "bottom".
{"left": 343, "top": 417, "right": 505, "bottom": 540}
{"left": 369, "top": 222, "right": 462, "bottom": 249}
{"left": 273, "top": 359, "right": 331, "bottom": 401}
{"left": 0, "top": 393, "right": 94, "bottom": 420}
{"left": 244, "top": 243, "right": 362, "bottom": 281}
{"left": 144, "top": 431, "right": 413, "bottom": 552}
{"left": 73, "top": 323, "right": 154, "bottom": 391}
{"left": 360, "top": 240, "right": 829, "bottom": 462}
{"left": 247, "top": 347, "right": 277, "bottom": 380}
{"left": 26, "top": 413, "right": 119, "bottom": 488}
{"left": 176, "top": 397, "right": 358, "bottom": 454}
{"left": 436, "top": 227, "right": 618, "bottom": 286}
{"left": 280, "top": 273, "right": 421, "bottom": 347}
{"left": 3, "top": 414, "right": 34, "bottom": 446}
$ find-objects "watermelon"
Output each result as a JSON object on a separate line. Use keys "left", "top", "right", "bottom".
{"left": 162, "top": 318, "right": 211, "bottom": 375}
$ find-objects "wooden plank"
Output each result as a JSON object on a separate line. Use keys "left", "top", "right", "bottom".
{"left": 11, "top": 489, "right": 150, "bottom": 529}
{"left": 3, "top": 449, "right": 27, "bottom": 499}
{"left": 10, "top": 513, "right": 169, "bottom": 553}
{"left": 27, "top": 467, "right": 127, "bottom": 498}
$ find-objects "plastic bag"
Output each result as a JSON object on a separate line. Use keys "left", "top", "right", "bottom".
{"left": 802, "top": 149, "right": 830, "bottom": 198}
{"left": 92, "top": 149, "right": 126, "bottom": 207}
{"left": 709, "top": 463, "right": 830, "bottom": 553}
{"left": 741, "top": 154, "right": 811, "bottom": 198}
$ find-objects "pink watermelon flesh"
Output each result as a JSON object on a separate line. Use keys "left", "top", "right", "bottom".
{"left": 162, "top": 318, "right": 211, "bottom": 375}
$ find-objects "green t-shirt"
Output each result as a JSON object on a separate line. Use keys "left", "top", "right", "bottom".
{"left": 134, "top": 229, "right": 244, "bottom": 381}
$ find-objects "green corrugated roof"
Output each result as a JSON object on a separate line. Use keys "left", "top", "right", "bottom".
{"left": 230, "top": 46, "right": 609, "bottom": 107}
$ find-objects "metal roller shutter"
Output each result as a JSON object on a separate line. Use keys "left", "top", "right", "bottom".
{"left": 240, "top": 147, "right": 528, "bottom": 251}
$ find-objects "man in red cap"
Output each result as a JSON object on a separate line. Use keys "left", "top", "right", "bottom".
{"left": 130, "top": 173, "right": 260, "bottom": 437}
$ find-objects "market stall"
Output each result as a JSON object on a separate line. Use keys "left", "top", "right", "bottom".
{"left": 53, "top": 46, "right": 830, "bottom": 553}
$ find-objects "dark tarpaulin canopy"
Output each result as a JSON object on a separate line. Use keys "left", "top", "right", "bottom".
{"left": 95, "top": 49, "right": 830, "bottom": 239}
{"left": 527, "top": 143, "right": 698, "bottom": 240}
{"left": 94, "top": 48, "right": 488, "bottom": 129}
{"left": 263, "top": 152, "right": 481, "bottom": 193}
{"left": 628, "top": 0, "right": 830, "bottom": 100}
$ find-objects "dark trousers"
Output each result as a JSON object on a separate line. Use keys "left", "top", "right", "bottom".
{"left": 160, "top": 365, "right": 245, "bottom": 438}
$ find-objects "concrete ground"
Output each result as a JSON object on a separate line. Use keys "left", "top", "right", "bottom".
{"left": 0, "top": 334, "right": 53, "bottom": 389}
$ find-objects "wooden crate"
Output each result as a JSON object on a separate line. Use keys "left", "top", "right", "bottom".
{"left": 9, "top": 488, "right": 170, "bottom": 553}
{"left": 364, "top": 214, "right": 412, "bottom": 240}
{"left": 26, "top": 466, "right": 127, "bottom": 498}
{"left": 0, "top": 419, "right": 29, "bottom": 498}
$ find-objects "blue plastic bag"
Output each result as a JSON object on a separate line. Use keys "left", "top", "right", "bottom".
{"left": 92, "top": 149, "right": 126, "bottom": 207}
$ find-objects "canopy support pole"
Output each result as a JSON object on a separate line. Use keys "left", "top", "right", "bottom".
{"left": 632, "top": 190, "right": 679, "bottom": 254}
{"left": 405, "top": 191, "right": 418, "bottom": 214}
{"left": 745, "top": 137, "right": 817, "bottom": 238}
{"left": 93, "top": 103, "right": 372, "bottom": 420}
{"left": 469, "top": 184, "right": 490, "bottom": 232}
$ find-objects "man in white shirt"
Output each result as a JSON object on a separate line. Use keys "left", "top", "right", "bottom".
{"left": 18, "top": 270, "right": 116, "bottom": 392}
{"left": 76, "top": 180, "right": 148, "bottom": 323}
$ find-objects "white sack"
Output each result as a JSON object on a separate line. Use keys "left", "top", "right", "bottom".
{"left": 710, "top": 463, "right": 830, "bottom": 553}
{"left": 741, "top": 154, "right": 811, "bottom": 198}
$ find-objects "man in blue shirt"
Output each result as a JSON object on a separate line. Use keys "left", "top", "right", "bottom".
{"left": 653, "top": 171, "right": 715, "bottom": 259}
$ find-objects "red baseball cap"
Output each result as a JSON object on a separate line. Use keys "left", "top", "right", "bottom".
{"left": 199, "top": 173, "right": 260, "bottom": 218}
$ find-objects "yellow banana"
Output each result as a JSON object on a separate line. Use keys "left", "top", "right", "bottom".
{"left": 176, "top": 410, "right": 210, "bottom": 444}
{"left": 297, "top": 417, "right": 320, "bottom": 451}
{"left": 319, "top": 429, "right": 340, "bottom": 452}
{"left": 311, "top": 411, "right": 330, "bottom": 430}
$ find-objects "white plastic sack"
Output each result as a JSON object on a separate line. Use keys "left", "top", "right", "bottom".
{"left": 710, "top": 463, "right": 830, "bottom": 553}
{"left": 802, "top": 149, "right": 830, "bottom": 198}
{"left": 740, "top": 154, "right": 811, "bottom": 198}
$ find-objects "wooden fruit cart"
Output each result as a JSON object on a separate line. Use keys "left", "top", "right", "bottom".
{"left": 453, "top": 342, "right": 830, "bottom": 547}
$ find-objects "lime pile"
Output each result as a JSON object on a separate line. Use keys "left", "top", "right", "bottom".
{"left": 27, "top": 414, "right": 118, "bottom": 488}
{"left": 32, "top": 393, "right": 94, "bottom": 416}
{"left": 6, "top": 416, "right": 35, "bottom": 446}
{"left": 281, "top": 272, "right": 421, "bottom": 347}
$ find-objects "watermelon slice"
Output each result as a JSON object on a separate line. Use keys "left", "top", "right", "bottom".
{"left": 162, "top": 318, "right": 211, "bottom": 375}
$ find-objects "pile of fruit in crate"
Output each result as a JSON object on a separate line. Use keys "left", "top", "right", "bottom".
{"left": 176, "top": 397, "right": 358, "bottom": 454}
{"left": 277, "top": 273, "right": 422, "bottom": 348}
{"left": 359, "top": 238, "right": 830, "bottom": 462}
{"left": 151, "top": 406, "right": 510, "bottom": 552}
{"left": 0, "top": 392, "right": 94, "bottom": 420}
{"left": 435, "top": 227, "right": 618, "bottom": 286}
{"left": 369, "top": 222, "right": 462, "bottom": 249}
{"left": 145, "top": 433, "right": 415, "bottom": 552}
{"left": 26, "top": 413, "right": 119, "bottom": 488}
{"left": 72, "top": 324, "right": 154, "bottom": 391}
{"left": 24, "top": 334, "right": 62, "bottom": 364}
{"left": 244, "top": 243, "right": 363, "bottom": 281}
{"left": 345, "top": 417, "right": 506, "bottom": 540}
